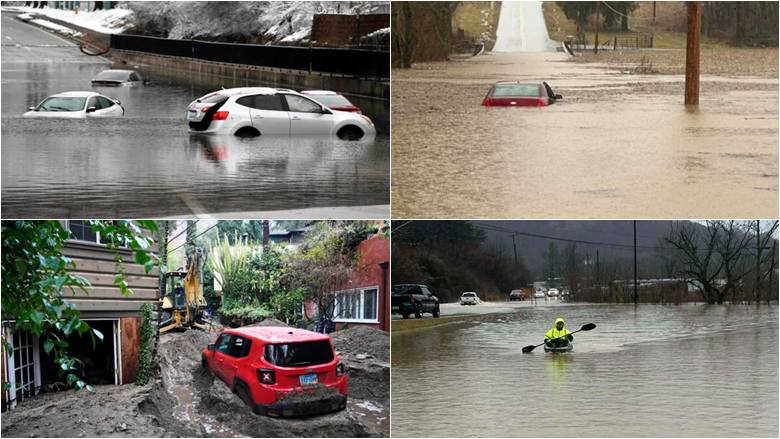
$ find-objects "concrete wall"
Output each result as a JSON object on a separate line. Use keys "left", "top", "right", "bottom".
{"left": 109, "top": 50, "right": 390, "bottom": 100}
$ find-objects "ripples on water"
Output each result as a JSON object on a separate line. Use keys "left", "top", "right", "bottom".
{"left": 391, "top": 304, "right": 779, "bottom": 437}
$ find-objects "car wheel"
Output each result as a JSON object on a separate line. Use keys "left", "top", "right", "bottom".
{"left": 201, "top": 356, "right": 208, "bottom": 370}
{"left": 433, "top": 305, "right": 440, "bottom": 318}
{"left": 234, "top": 126, "right": 260, "bottom": 138}
{"left": 236, "top": 382, "right": 258, "bottom": 413}
{"left": 337, "top": 125, "right": 364, "bottom": 141}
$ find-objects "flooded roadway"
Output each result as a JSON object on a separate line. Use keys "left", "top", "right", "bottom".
{"left": 1, "top": 13, "right": 389, "bottom": 218}
{"left": 391, "top": 303, "right": 779, "bottom": 437}
{"left": 391, "top": 51, "right": 778, "bottom": 218}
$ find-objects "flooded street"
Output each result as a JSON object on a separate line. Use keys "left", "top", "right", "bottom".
{"left": 391, "top": 51, "right": 778, "bottom": 218}
{"left": 1, "top": 13, "right": 389, "bottom": 218}
{"left": 391, "top": 304, "right": 779, "bottom": 437}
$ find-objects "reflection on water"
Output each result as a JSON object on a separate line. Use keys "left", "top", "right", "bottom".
{"left": 391, "top": 52, "right": 778, "bottom": 218}
{"left": 391, "top": 304, "right": 779, "bottom": 437}
{"left": 1, "top": 41, "right": 389, "bottom": 217}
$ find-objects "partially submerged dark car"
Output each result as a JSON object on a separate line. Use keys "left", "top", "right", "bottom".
{"left": 482, "top": 81, "right": 562, "bottom": 107}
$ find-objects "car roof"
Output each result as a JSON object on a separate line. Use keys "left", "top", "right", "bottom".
{"left": 215, "top": 87, "right": 300, "bottom": 97}
{"left": 223, "top": 326, "right": 331, "bottom": 343}
{"left": 97, "top": 69, "right": 136, "bottom": 74}
{"left": 301, "top": 90, "right": 339, "bottom": 95}
{"left": 49, "top": 91, "right": 100, "bottom": 98}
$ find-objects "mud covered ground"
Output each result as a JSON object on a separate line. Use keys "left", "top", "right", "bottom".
{"left": 391, "top": 50, "right": 778, "bottom": 218}
{"left": 1, "top": 324, "right": 389, "bottom": 438}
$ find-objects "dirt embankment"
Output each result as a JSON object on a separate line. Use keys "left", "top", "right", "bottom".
{"left": 1, "top": 322, "right": 389, "bottom": 438}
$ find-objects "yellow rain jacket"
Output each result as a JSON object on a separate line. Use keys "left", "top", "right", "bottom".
{"left": 545, "top": 317, "right": 573, "bottom": 342}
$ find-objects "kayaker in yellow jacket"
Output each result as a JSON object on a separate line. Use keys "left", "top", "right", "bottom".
{"left": 545, "top": 317, "right": 573, "bottom": 347}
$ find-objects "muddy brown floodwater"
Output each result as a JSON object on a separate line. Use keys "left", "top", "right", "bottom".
{"left": 391, "top": 51, "right": 778, "bottom": 218}
{"left": 1, "top": 325, "right": 389, "bottom": 438}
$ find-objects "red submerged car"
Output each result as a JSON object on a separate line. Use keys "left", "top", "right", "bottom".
{"left": 300, "top": 90, "right": 362, "bottom": 113}
{"left": 201, "top": 326, "right": 347, "bottom": 417}
{"left": 482, "top": 81, "right": 562, "bottom": 107}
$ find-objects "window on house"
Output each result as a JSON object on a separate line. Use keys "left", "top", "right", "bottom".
{"left": 333, "top": 287, "right": 379, "bottom": 322}
{"left": 66, "top": 220, "right": 129, "bottom": 247}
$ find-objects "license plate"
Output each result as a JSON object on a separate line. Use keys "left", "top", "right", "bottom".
{"left": 299, "top": 373, "right": 318, "bottom": 386}
{"left": 186, "top": 110, "right": 198, "bottom": 121}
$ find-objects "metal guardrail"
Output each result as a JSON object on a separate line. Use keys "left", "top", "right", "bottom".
{"left": 110, "top": 34, "right": 389, "bottom": 79}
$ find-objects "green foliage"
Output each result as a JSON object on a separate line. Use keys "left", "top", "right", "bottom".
{"left": 1, "top": 220, "right": 158, "bottom": 392}
{"left": 136, "top": 303, "right": 154, "bottom": 386}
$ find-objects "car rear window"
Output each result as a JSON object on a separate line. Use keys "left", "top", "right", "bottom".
{"left": 307, "top": 94, "right": 352, "bottom": 108}
{"left": 37, "top": 97, "right": 86, "bottom": 112}
{"left": 393, "top": 285, "right": 421, "bottom": 295}
{"left": 198, "top": 93, "right": 227, "bottom": 104}
{"left": 264, "top": 340, "right": 334, "bottom": 367}
{"left": 492, "top": 84, "right": 541, "bottom": 98}
{"left": 463, "top": 293, "right": 476, "bottom": 297}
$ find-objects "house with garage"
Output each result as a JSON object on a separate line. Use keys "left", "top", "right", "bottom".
{"left": 1, "top": 220, "right": 159, "bottom": 410}
{"left": 303, "top": 221, "right": 390, "bottom": 332}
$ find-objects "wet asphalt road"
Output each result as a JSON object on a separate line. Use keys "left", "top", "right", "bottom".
{"left": 1, "top": 13, "right": 390, "bottom": 218}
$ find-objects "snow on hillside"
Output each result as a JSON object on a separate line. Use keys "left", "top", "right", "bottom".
{"left": 121, "top": 1, "right": 390, "bottom": 43}
{"left": 1, "top": 5, "right": 134, "bottom": 34}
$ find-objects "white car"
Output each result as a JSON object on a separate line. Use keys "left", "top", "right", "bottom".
{"left": 547, "top": 288, "right": 560, "bottom": 298}
{"left": 460, "top": 292, "right": 480, "bottom": 305}
{"left": 91, "top": 69, "right": 144, "bottom": 86}
{"left": 23, "top": 91, "right": 124, "bottom": 118}
{"left": 186, "top": 87, "right": 376, "bottom": 140}
{"left": 534, "top": 290, "right": 546, "bottom": 299}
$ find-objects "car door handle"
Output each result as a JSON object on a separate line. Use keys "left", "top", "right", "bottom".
{"left": 291, "top": 116, "right": 301, "bottom": 120}
{"left": 253, "top": 115, "right": 264, "bottom": 119}
{"left": 232, "top": 365, "right": 238, "bottom": 369}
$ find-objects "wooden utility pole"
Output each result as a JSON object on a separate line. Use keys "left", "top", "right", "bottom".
{"left": 653, "top": 2, "right": 657, "bottom": 23}
{"left": 633, "top": 220, "right": 638, "bottom": 304}
{"left": 512, "top": 233, "right": 518, "bottom": 267}
{"left": 594, "top": 1, "right": 601, "bottom": 54}
{"left": 685, "top": 2, "right": 702, "bottom": 105}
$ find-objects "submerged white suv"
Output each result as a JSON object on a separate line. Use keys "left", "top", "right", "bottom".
{"left": 186, "top": 87, "right": 375, "bottom": 140}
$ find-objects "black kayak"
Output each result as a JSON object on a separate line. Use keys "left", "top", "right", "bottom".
{"left": 544, "top": 342, "right": 573, "bottom": 353}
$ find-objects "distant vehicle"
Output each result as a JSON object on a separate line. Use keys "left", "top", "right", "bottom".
{"left": 186, "top": 87, "right": 375, "bottom": 139}
{"left": 509, "top": 289, "right": 524, "bottom": 301}
{"left": 91, "top": 69, "right": 144, "bottom": 86}
{"left": 460, "top": 291, "right": 479, "bottom": 305}
{"left": 534, "top": 290, "right": 546, "bottom": 299}
{"left": 547, "top": 288, "right": 560, "bottom": 298}
{"left": 392, "top": 284, "right": 440, "bottom": 319}
{"left": 24, "top": 91, "right": 124, "bottom": 118}
{"left": 481, "top": 81, "right": 561, "bottom": 107}
{"left": 201, "top": 326, "right": 346, "bottom": 417}
{"left": 300, "top": 90, "right": 362, "bottom": 113}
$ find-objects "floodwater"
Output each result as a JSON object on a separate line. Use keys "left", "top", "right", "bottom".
{"left": 391, "top": 304, "right": 779, "bottom": 437}
{"left": 391, "top": 51, "right": 778, "bottom": 218}
{"left": 1, "top": 13, "right": 389, "bottom": 218}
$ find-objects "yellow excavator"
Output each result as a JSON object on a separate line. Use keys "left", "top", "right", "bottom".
{"left": 160, "top": 248, "right": 211, "bottom": 333}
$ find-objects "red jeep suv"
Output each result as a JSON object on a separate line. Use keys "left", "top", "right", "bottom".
{"left": 201, "top": 326, "right": 347, "bottom": 417}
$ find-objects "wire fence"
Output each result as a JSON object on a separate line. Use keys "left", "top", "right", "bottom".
{"left": 110, "top": 34, "right": 389, "bottom": 79}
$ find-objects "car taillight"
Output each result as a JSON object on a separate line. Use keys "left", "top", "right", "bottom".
{"left": 200, "top": 106, "right": 212, "bottom": 113}
{"left": 536, "top": 99, "right": 546, "bottom": 107}
{"left": 336, "top": 362, "right": 345, "bottom": 377}
{"left": 482, "top": 98, "right": 491, "bottom": 106}
{"left": 213, "top": 111, "right": 229, "bottom": 120}
{"left": 257, "top": 368, "right": 276, "bottom": 385}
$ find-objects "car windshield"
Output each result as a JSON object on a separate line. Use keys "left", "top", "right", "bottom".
{"left": 264, "top": 340, "right": 334, "bottom": 367}
{"left": 36, "top": 97, "right": 86, "bottom": 112}
{"left": 492, "top": 84, "right": 540, "bottom": 98}
{"left": 463, "top": 293, "right": 476, "bottom": 297}
{"left": 307, "top": 94, "right": 353, "bottom": 107}
{"left": 94, "top": 71, "right": 131, "bottom": 81}
{"left": 393, "top": 285, "right": 421, "bottom": 295}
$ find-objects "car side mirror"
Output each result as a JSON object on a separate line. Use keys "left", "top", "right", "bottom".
{"left": 320, "top": 106, "right": 331, "bottom": 114}
{"left": 86, "top": 106, "right": 97, "bottom": 113}
{"left": 554, "top": 94, "right": 563, "bottom": 100}
{"left": 28, "top": 106, "right": 35, "bottom": 111}
{"left": 207, "top": 344, "right": 216, "bottom": 351}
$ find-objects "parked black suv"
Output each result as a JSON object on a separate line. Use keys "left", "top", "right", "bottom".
{"left": 392, "top": 284, "right": 440, "bottom": 319}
